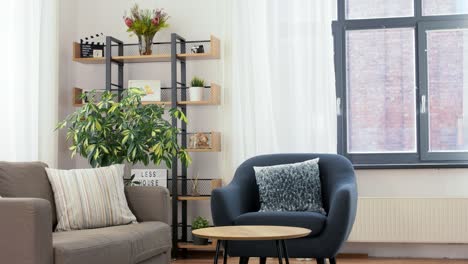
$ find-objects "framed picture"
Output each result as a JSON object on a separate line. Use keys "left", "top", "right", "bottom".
{"left": 128, "top": 80, "right": 161, "bottom": 102}
{"left": 131, "top": 169, "right": 167, "bottom": 187}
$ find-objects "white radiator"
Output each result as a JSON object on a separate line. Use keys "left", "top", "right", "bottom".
{"left": 347, "top": 197, "right": 468, "bottom": 243}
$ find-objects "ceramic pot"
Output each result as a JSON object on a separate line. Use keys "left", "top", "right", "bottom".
{"left": 189, "top": 87, "right": 204, "bottom": 101}
{"left": 192, "top": 235, "right": 208, "bottom": 245}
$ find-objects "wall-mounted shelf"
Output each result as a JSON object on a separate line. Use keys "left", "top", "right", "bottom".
{"left": 177, "top": 196, "right": 210, "bottom": 201}
{"left": 73, "top": 87, "right": 84, "bottom": 106}
{"left": 179, "top": 83, "right": 221, "bottom": 105}
{"left": 72, "top": 35, "right": 220, "bottom": 64}
{"left": 73, "top": 83, "right": 221, "bottom": 107}
{"left": 170, "top": 179, "right": 222, "bottom": 200}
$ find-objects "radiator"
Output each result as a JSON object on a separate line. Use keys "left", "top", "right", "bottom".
{"left": 347, "top": 197, "right": 468, "bottom": 243}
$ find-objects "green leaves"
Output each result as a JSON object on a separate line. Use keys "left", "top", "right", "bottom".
{"left": 57, "top": 89, "right": 190, "bottom": 168}
{"left": 192, "top": 216, "right": 210, "bottom": 230}
{"left": 190, "top": 76, "right": 205, "bottom": 87}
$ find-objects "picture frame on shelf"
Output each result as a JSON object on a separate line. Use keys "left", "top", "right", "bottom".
{"left": 128, "top": 80, "right": 161, "bottom": 101}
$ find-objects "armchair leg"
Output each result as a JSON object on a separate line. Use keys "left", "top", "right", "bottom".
{"left": 316, "top": 258, "right": 325, "bottom": 264}
{"left": 260, "top": 257, "right": 267, "bottom": 264}
{"left": 239, "top": 256, "right": 250, "bottom": 264}
{"left": 329, "top": 257, "right": 336, "bottom": 264}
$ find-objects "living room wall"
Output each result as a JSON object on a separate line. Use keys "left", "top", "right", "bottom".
{"left": 58, "top": 0, "right": 468, "bottom": 259}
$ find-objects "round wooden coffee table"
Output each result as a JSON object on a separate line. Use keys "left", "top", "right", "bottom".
{"left": 192, "top": 225, "right": 311, "bottom": 264}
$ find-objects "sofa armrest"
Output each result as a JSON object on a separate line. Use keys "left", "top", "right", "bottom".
{"left": 0, "top": 198, "right": 53, "bottom": 264}
{"left": 211, "top": 184, "right": 249, "bottom": 226}
{"left": 125, "top": 186, "right": 170, "bottom": 224}
{"left": 318, "top": 182, "right": 358, "bottom": 256}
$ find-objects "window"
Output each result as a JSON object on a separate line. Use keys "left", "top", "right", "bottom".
{"left": 423, "top": 0, "right": 468, "bottom": 16}
{"left": 334, "top": 0, "right": 468, "bottom": 167}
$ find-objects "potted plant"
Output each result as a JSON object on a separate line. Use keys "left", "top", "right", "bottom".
{"left": 192, "top": 216, "right": 210, "bottom": 245}
{"left": 124, "top": 4, "right": 169, "bottom": 55}
{"left": 56, "top": 88, "right": 191, "bottom": 172}
{"left": 189, "top": 77, "right": 205, "bottom": 101}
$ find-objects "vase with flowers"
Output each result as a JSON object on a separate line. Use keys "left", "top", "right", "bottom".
{"left": 124, "top": 4, "right": 169, "bottom": 55}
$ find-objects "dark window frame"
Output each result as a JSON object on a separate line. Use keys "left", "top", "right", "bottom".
{"left": 333, "top": 0, "right": 468, "bottom": 168}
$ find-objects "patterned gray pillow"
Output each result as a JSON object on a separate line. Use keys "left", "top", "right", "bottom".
{"left": 254, "top": 158, "right": 326, "bottom": 214}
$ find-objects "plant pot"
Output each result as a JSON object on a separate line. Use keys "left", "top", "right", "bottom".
{"left": 189, "top": 87, "right": 204, "bottom": 101}
{"left": 137, "top": 33, "right": 156, "bottom": 55}
{"left": 192, "top": 235, "right": 208, "bottom": 245}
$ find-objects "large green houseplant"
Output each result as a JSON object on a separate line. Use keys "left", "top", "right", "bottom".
{"left": 57, "top": 88, "right": 191, "bottom": 169}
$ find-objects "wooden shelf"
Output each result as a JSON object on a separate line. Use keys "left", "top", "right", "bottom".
{"left": 178, "top": 196, "right": 211, "bottom": 201}
{"left": 141, "top": 101, "right": 171, "bottom": 106}
{"left": 73, "top": 87, "right": 84, "bottom": 106}
{"left": 73, "top": 83, "right": 220, "bottom": 107}
{"left": 186, "top": 132, "right": 221, "bottom": 152}
{"left": 179, "top": 83, "right": 221, "bottom": 105}
{"left": 177, "top": 241, "right": 218, "bottom": 251}
{"left": 72, "top": 35, "right": 220, "bottom": 64}
{"left": 174, "top": 179, "right": 222, "bottom": 201}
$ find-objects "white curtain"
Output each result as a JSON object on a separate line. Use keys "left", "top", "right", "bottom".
{"left": 227, "top": 0, "right": 337, "bottom": 168}
{"left": 0, "top": 0, "right": 58, "bottom": 166}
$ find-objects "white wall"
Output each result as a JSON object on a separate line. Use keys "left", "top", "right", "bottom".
{"left": 58, "top": 0, "right": 468, "bottom": 259}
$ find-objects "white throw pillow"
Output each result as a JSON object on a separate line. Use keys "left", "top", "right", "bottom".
{"left": 46, "top": 164, "right": 136, "bottom": 231}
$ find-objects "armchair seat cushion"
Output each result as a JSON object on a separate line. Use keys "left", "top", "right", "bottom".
{"left": 52, "top": 221, "right": 170, "bottom": 264}
{"left": 233, "top": 211, "right": 327, "bottom": 237}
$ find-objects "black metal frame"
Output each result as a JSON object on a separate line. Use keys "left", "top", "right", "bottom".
{"left": 103, "top": 33, "right": 208, "bottom": 258}
{"left": 333, "top": 0, "right": 468, "bottom": 168}
{"left": 213, "top": 240, "right": 290, "bottom": 264}
{"left": 105, "top": 37, "right": 124, "bottom": 99}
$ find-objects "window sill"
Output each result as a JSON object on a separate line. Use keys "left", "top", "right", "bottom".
{"left": 354, "top": 163, "right": 468, "bottom": 170}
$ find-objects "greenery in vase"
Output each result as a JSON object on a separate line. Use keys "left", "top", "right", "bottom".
{"left": 190, "top": 77, "right": 205, "bottom": 87}
{"left": 57, "top": 88, "right": 191, "bottom": 168}
{"left": 191, "top": 216, "right": 210, "bottom": 230}
{"left": 124, "top": 4, "right": 169, "bottom": 37}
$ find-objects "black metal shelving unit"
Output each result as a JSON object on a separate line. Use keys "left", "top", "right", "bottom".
{"left": 101, "top": 33, "right": 218, "bottom": 258}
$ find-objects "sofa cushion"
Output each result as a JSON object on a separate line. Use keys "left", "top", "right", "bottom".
{"left": 234, "top": 211, "right": 326, "bottom": 237}
{"left": 0, "top": 161, "right": 57, "bottom": 228}
{"left": 46, "top": 164, "right": 137, "bottom": 231}
{"left": 53, "top": 221, "right": 171, "bottom": 264}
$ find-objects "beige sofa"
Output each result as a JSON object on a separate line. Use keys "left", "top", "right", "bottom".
{"left": 0, "top": 162, "right": 171, "bottom": 264}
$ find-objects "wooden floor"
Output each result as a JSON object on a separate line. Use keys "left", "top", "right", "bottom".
{"left": 173, "top": 254, "right": 468, "bottom": 264}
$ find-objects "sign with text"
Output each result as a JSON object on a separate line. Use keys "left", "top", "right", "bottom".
{"left": 131, "top": 169, "right": 167, "bottom": 187}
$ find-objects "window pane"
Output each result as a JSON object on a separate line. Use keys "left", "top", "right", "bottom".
{"left": 423, "top": 0, "right": 468, "bottom": 16}
{"left": 427, "top": 29, "right": 468, "bottom": 152}
{"left": 346, "top": 28, "right": 416, "bottom": 153}
{"left": 346, "top": 0, "right": 414, "bottom": 19}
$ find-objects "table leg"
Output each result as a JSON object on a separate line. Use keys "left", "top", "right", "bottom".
{"left": 275, "top": 240, "right": 283, "bottom": 264}
{"left": 280, "top": 240, "right": 289, "bottom": 264}
{"left": 223, "top": 240, "right": 229, "bottom": 264}
{"left": 214, "top": 240, "right": 222, "bottom": 264}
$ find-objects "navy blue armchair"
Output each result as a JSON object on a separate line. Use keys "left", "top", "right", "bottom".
{"left": 211, "top": 154, "right": 357, "bottom": 264}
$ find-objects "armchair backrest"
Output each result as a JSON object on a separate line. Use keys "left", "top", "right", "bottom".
{"left": 0, "top": 161, "right": 57, "bottom": 229}
{"left": 231, "top": 153, "right": 356, "bottom": 213}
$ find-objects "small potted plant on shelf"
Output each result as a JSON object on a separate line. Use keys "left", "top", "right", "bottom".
{"left": 189, "top": 76, "right": 205, "bottom": 101}
{"left": 123, "top": 4, "right": 169, "bottom": 55}
{"left": 192, "top": 216, "right": 210, "bottom": 245}
{"left": 56, "top": 88, "right": 191, "bottom": 179}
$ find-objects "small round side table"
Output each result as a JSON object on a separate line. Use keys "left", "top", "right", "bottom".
{"left": 192, "top": 225, "right": 311, "bottom": 264}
